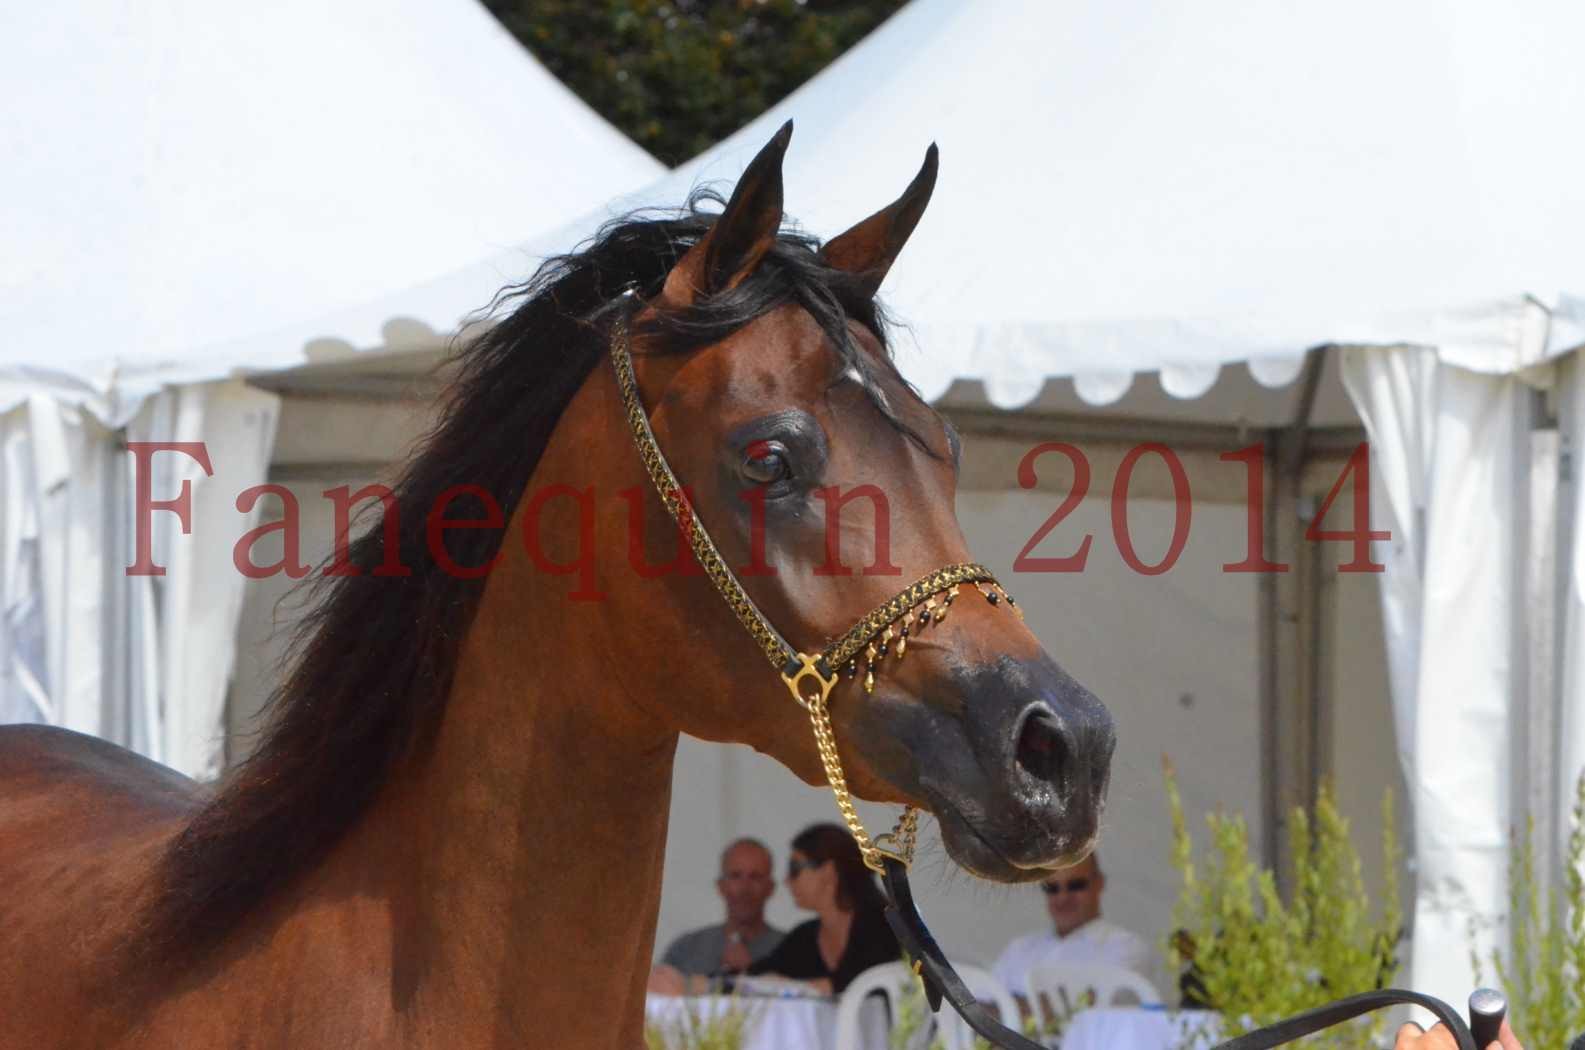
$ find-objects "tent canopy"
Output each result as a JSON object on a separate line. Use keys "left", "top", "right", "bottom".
{"left": 648, "top": 0, "right": 1585, "bottom": 407}
{"left": 236, "top": 0, "right": 1585, "bottom": 413}
{"left": 0, "top": 0, "right": 663, "bottom": 779}
{"left": 0, "top": 0, "right": 662, "bottom": 422}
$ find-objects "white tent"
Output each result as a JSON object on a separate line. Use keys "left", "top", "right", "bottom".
{"left": 210, "top": 0, "right": 1585, "bottom": 1011}
{"left": 0, "top": 1, "right": 662, "bottom": 777}
{"left": 1, "top": 0, "right": 662, "bottom": 419}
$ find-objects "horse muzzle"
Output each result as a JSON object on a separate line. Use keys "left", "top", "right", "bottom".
{"left": 859, "top": 651, "right": 1115, "bottom": 880}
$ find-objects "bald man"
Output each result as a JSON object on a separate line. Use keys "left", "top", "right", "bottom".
{"left": 992, "top": 852, "right": 1152, "bottom": 1000}
{"left": 659, "top": 838, "right": 785, "bottom": 976}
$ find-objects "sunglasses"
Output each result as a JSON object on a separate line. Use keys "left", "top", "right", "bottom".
{"left": 787, "top": 858, "right": 825, "bottom": 880}
{"left": 1041, "top": 877, "right": 1092, "bottom": 895}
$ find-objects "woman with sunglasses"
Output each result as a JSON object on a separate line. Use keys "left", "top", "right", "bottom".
{"left": 649, "top": 823, "right": 900, "bottom": 997}
{"left": 734, "top": 822, "right": 901, "bottom": 996}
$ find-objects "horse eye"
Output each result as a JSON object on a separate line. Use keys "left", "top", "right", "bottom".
{"left": 742, "top": 443, "right": 792, "bottom": 485}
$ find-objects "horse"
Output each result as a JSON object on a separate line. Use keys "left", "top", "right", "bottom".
{"left": 0, "top": 122, "right": 1115, "bottom": 1049}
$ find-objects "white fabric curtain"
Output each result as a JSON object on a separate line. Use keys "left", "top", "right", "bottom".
{"left": 1341, "top": 347, "right": 1527, "bottom": 1006}
{"left": 2, "top": 394, "right": 123, "bottom": 735}
{"left": 0, "top": 378, "right": 278, "bottom": 780}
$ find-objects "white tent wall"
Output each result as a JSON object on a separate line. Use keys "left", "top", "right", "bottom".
{"left": 0, "top": 380, "right": 279, "bottom": 778}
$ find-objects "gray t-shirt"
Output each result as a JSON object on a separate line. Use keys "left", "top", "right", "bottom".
{"left": 661, "top": 923, "right": 785, "bottom": 976}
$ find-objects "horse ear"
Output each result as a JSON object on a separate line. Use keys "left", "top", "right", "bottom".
{"left": 661, "top": 121, "right": 792, "bottom": 305}
{"left": 818, "top": 144, "right": 938, "bottom": 297}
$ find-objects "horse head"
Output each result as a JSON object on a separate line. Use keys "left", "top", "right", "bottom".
{"left": 595, "top": 122, "right": 1116, "bottom": 881}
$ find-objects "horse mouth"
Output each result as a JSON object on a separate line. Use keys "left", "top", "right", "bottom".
{"left": 925, "top": 789, "right": 1096, "bottom": 883}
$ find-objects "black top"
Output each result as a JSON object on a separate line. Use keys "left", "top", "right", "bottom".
{"left": 744, "top": 905, "right": 900, "bottom": 994}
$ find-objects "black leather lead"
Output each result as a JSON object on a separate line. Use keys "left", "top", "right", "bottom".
{"left": 1210, "top": 989, "right": 1476, "bottom": 1050}
{"left": 879, "top": 857, "right": 1480, "bottom": 1050}
{"left": 881, "top": 857, "right": 1047, "bottom": 1050}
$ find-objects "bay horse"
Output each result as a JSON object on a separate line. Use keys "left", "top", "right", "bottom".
{"left": 0, "top": 123, "right": 1115, "bottom": 1049}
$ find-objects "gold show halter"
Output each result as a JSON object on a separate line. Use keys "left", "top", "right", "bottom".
{"left": 610, "top": 312, "right": 1020, "bottom": 873}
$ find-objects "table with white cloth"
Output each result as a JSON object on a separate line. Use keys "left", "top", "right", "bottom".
{"left": 1060, "top": 1007, "right": 1222, "bottom": 1050}
{"left": 645, "top": 993, "right": 838, "bottom": 1050}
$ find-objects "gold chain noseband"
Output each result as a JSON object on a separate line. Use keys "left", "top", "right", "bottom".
{"left": 611, "top": 311, "right": 1020, "bottom": 872}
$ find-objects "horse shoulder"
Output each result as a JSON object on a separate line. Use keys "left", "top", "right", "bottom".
{"left": 0, "top": 722, "right": 199, "bottom": 806}
{"left": 128, "top": 884, "right": 411, "bottom": 1048}
{"left": 0, "top": 727, "right": 418, "bottom": 1047}
{"left": 0, "top": 725, "right": 198, "bottom": 1047}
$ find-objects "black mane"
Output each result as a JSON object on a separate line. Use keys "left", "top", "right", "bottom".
{"left": 135, "top": 188, "right": 931, "bottom": 964}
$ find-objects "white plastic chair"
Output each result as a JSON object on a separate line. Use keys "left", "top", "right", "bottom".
{"left": 1025, "top": 960, "right": 1160, "bottom": 1029}
{"left": 834, "top": 960, "right": 1021, "bottom": 1050}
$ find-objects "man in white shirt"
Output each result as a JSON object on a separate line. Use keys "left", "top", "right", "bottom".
{"left": 992, "top": 851, "right": 1152, "bottom": 1001}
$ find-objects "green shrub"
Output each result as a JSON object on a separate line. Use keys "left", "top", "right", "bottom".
{"left": 1164, "top": 757, "right": 1403, "bottom": 1048}
{"left": 1472, "top": 770, "right": 1585, "bottom": 1050}
{"left": 644, "top": 993, "right": 759, "bottom": 1050}
{"left": 888, "top": 970, "right": 1014, "bottom": 1050}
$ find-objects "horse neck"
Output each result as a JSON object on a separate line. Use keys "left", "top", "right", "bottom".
{"left": 389, "top": 574, "right": 680, "bottom": 1044}
{"left": 340, "top": 466, "right": 682, "bottom": 1043}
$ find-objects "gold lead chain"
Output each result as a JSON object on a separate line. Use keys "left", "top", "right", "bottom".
{"left": 808, "top": 692, "right": 919, "bottom": 873}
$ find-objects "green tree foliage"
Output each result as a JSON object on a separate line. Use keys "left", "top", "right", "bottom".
{"left": 1164, "top": 758, "right": 1403, "bottom": 1048}
{"left": 484, "top": 0, "right": 909, "bottom": 166}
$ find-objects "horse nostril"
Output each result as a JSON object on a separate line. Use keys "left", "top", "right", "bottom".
{"left": 1015, "top": 707, "right": 1069, "bottom": 789}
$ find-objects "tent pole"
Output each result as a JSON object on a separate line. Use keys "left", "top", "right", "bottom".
{"left": 1523, "top": 391, "right": 1561, "bottom": 897}
{"left": 1260, "top": 346, "right": 1329, "bottom": 886}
